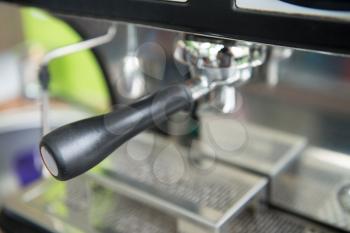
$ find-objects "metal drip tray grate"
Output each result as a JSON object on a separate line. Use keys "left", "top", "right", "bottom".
{"left": 96, "top": 196, "right": 177, "bottom": 233}
{"left": 271, "top": 147, "right": 350, "bottom": 231}
{"left": 91, "top": 133, "right": 268, "bottom": 232}
{"left": 105, "top": 156, "right": 254, "bottom": 212}
{"left": 230, "top": 208, "right": 338, "bottom": 233}
{"left": 3, "top": 179, "right": 339, "bottom": 233}
{"left": 200, "top": 116, "right": 307, "bottom": 177}
{"left": 3, "top": 178, "right": 177, "bottom": 233}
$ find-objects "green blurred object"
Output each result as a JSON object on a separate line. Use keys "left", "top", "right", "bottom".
{"left": 21, "top": 8, "right": 110, "bottom": 112}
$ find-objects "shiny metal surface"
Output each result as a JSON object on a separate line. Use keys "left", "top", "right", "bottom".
{"left": 41, "top": 89, "right": 50, "bottom": 136}
{"left": 174, "top": 36, "right": 266, "bottom": 104}
{"left": 41, "top": 26, "right": 116, "bottom": 66}
{"left": 199, "top": 115, "right": 307, "bottom": 177}
{"left": 116, "top": 25, "right": 145, "bottom": 101}
{"left": 266, "top": 47, "right": 293, "bottom": 87}
{"left": 3, "top": 178, "right": 339, "bottom": 233}
{"left": 271, "top": 147, "right": 350, "bottom": 231}
{"left": 230, "top": 207, "right": 338, "bottom": 233}
{"left": 174, "top": 37, "right": 266, "bottom": 70}
{"left": 212, "top": 86, "right": 239, "bottom": 114}
{"left": 4, "top": 177, "right": 177, "bottom": 233}
{"left": 89, "top": 133, "right": 267, "bottom": 233}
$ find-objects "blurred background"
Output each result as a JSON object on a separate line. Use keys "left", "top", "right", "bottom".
{"left": 0, "top": 1, "right": 350, "bottom": 233}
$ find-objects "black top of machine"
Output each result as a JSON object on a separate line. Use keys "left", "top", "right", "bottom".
{"left": 2, "top": 0, "right": 350, "bottom": 54}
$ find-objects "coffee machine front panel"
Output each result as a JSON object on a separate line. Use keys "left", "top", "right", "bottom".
{"left": 2, "top": 0, "right": 350, "bottom": 54}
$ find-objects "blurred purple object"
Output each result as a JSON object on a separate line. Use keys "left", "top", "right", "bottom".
{"left": 13, "top": 147, "right": 42, "bottom": 187}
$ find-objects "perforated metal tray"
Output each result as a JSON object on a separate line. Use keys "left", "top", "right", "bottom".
{"left": 199, "top": 115, "right": 307, "bottom": 177}
{"left": 229, "top": 207, "right": 339, "bottom": 233}
{"left": 3, "top": 177, "right": 178, "bottom": 233}
{"left": 91, "top": 133, "right": 268, "bottom": 233}
{"left": 3, "top": 178, "right": 339, "bottom": 233}
{"left": 271, "top": 147, "right": 350, "bottom": 231}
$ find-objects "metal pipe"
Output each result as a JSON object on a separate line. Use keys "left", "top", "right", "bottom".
{"left": 41, "top": 25, "right": 117, "bottom": 66}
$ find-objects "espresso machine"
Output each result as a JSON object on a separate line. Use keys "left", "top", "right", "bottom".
{"left": 0, "top": 1, "right": 350, "bottom": 233}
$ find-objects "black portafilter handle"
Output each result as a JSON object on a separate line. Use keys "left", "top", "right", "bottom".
{"left": 40, "top": 85, "right": 193, "bottom": 181}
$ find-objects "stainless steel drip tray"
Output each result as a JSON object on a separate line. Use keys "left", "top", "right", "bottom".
{"left": 91, "top": 133, "right": 268, "bottom": 233}
{"left": 271, "top": 146, "right": 350, "bottom": 231}
{"left": 3, "top": 177, "right": 178, "bottom": 233}
{"left": 229, "top": 207, "right": 339, "bottom": 233}
{"left": 2, "top": 178, "right": 338, "bottom": 233}
{"left": 200, "top": 115, "right": 307, "bottom": 177}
